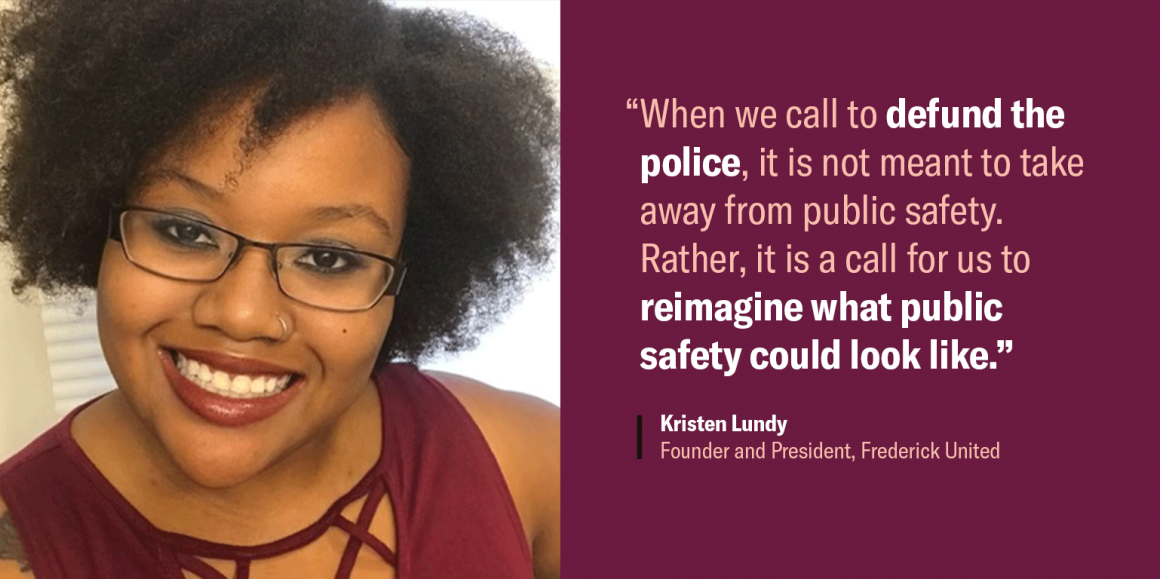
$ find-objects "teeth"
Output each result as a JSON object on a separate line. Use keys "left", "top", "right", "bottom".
{"left": 230, "top": 374, "right": 250, "bottom": 394}
{"left": 173, "top": 352, "right": 294, "bottom": 399}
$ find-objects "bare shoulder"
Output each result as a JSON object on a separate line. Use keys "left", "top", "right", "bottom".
{"left": 422, "top": 370, "right": 559, "bottom": 492}
{"left": 423, "top": 371, "right": 560, "bottom": 579}
{"left": 0, "top": 497, "right": 35, "bottom": 577}
{"left": 425, "top": 371, "right": 559, "bottom": 439}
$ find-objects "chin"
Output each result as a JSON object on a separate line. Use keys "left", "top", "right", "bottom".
{"left": 151, "top": 419, "right": 285, "bottom": 490}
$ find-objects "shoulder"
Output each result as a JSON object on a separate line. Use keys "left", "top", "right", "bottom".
{"left": 0, "top": 422, "right": 72, "bottom": 578}
{"left": 424, "top": 370, "right": 559, "bottom": 456}
{"left": 422, "top": 371, "right": 560, "bottom": 579}
{"left": 0, "top": 497, "right": 35, "bottom": 577}
{"left": 421, "top": 371, "right": 559, "bottom": 503}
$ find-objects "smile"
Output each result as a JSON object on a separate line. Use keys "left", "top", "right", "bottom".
{"left": 175, "top": 352, "right": 293, "bottom": 398}
{"left": 160, "top": 348, "right": 305, "bottom": 428}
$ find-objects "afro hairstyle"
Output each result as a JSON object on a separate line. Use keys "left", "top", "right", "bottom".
{"left": 0, "top": 0, "right": 559, "bottom": 363}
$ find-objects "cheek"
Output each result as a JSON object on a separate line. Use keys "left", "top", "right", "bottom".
{"left": 97, "top": 242, "right": 189, "bottom": 330}
{"left": 96, "top": 243, "right": 196, "bottom": 402}
{"left": 299, "top": 298, "right": 394, "bottom": 378}
{"left": 97, "top": 241, "right": 170, "bottom": 338}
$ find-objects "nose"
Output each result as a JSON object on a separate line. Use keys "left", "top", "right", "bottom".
{"left": 191, "top": 244, "right": 288, "bottom": 342}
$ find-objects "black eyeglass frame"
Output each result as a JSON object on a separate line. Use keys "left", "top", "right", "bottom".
{"left": 107, "top": 205, "right": 406, "bottom": 312}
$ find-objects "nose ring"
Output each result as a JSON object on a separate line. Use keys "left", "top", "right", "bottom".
{"left": 275, "top": 313, "right": 290, "bottom": 341}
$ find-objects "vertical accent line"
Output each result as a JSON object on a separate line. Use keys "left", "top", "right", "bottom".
{"left": 636, "top": 415, "right": 642, "bottom": 459}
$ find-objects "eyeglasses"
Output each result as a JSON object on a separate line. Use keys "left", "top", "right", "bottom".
{"left": 108, "top": 206, "right": 405, "bottom": 312}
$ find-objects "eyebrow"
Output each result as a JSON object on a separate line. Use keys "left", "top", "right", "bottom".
{"left": 145, "top": 168, "right": 395, "bottom": 238}
{"left": 309, "top": 204, "right": 395, "bottom": 239}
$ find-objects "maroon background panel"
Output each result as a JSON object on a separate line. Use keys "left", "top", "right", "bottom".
{"left": 561, "top": 2, "right": 1156, "bottom": 576}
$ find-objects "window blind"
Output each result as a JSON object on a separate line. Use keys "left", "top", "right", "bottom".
{"left": 41, "top": 295, "right": 114, "bottom": 416}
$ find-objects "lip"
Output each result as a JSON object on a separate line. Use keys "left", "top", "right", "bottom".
{"left": 172, "top": 348, "right": 298, "bottom": 375}
{"left": 159, "top": 349, "right": 303, "bottom": 428}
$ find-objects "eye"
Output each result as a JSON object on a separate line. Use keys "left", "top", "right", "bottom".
{"left": 152, "top": 218, "right": 218, "bottom": 248}
{"left": 293, "top": 247, "right": 365, "bottom": 275}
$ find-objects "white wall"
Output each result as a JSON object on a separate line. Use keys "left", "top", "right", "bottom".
{"left": 0, "top": 253, "right": 57, "bottom": 457}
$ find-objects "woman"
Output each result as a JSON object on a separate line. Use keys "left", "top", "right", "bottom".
{"left": 0, "top": 1, "right": 559, "bottom": 577}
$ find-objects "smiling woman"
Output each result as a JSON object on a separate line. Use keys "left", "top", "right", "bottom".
{"left": 0, "top": 1, "right": 558, "bottom": 578}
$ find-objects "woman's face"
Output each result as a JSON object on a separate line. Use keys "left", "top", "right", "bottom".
{"left": 96, "top": 94, "right": 408, "bottom": 488}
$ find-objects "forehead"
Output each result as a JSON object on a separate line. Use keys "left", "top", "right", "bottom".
{"left": 140, "top": 94, "right": 409, "bottom": 234}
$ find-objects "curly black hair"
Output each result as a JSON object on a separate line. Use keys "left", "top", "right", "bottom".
{"left": 0, "top": 0, "right": 559, "bottom": 363}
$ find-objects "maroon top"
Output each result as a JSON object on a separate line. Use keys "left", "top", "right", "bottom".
{"left": 0, "top": 364, "right": 533, "bottom": 578}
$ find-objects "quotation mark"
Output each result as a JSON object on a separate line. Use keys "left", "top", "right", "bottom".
{"left": 987, "top": 340, "right": 1013, "bottom": 369}
{"left": 626, "top": 98, "right": 638, "bottom": 110}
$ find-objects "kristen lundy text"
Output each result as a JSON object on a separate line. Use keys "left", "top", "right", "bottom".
{"left": 662, "top": 414, "right": 787, "bottom": 435}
